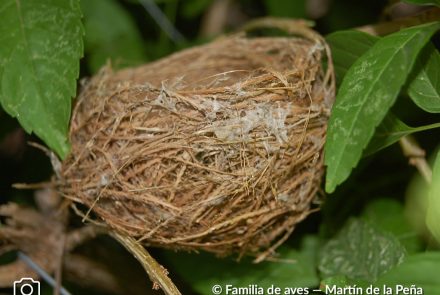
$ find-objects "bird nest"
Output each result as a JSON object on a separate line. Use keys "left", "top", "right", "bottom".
{"left": 59, "top": 19, "right": 334, "bottom": 260}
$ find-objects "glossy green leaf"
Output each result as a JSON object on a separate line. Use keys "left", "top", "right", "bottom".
{"left": 325, "top": 22, "right": 440, "bottom": 193}
{"left": 165, "top": 236, "right": 320, "bottom": 294}
{"left": 0, "top": 0, "right": 83, "bottom": 158}
{"left": 376, "top": 252, "right": 440, "bottom": 295}
{"left": 365, "top": 112, "right": 440, "bottom": 156}
{"left": 407, "top": 43, "right": 440, "bottom": 113}
{"left": 426, "top": 150, "right": 440, "bottom": 243}
{"left": 81, "top": 0, "right": 146, "bottom": 73}
{"left": 319, "top": 219, "right": 406, "bottom": 282}
{"left": 403, "top": 0, "right": 440, "bottom": 6}
{"left": 326, "top": 30, "right": 378, "bottom": 86}
{"left": 361, "top": 199, "right": 422, "bottom": 253}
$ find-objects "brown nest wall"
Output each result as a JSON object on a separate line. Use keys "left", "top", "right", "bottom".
{"left": 60, "top": 26, "right": 334, "bottom": 259}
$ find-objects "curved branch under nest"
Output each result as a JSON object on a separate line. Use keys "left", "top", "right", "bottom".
{"left": 59, "top": 22, "right": 334, "bottom": 260}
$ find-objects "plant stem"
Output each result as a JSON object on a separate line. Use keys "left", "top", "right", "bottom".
{"left": 111, "top": 232, "right": 182, "bottom": 295}
{"left": 357, "top": 7, "right": 440, "bottom": 36}
{"left": 399, "top": 135, "right": 432, "bottom": 183}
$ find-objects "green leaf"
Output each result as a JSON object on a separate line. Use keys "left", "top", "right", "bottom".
{"left": 0, "top": 0, "right": 83, "bottom": 159}
{"left": 365, "top": 112, "right": 440, "bottom": 156}
{"left": 264, "top": 0, "right": 307, "bottom": 18}
{"left": 320, "top": 276, "right": 369, "bottom": 294}
{"left": 361, "top": 199, "right": 422, "bottom": 253}
{"left": 165, "top": 235, "right": 320, "bottom": 294}
{"left": 376, "top": 252, "right": 440, "bottom": 295}
{"left": 403, "top": 0, "right": 440, "bottom": 7}
{"left": 325, "top": 22, "right": 440, "bottom": 193}
{"left": 426, "top": 150, "right": 440, "bottom": 243}
{"left": 321, "top": 276, "right": 351, "bottom": 288}
{"left": 326, "top": 30, "right": 378, "bottom": 86}
{"left": 182, "top": 0, "right": 213, "bottom": 18}
{"left": 407, "top": 43, "right": 440, "bottom": 113}
{"left": 81, "top": 0, "right": 146, "bottom": 73}
{"left": 404, "top": 148, "right": 440, "bottom": 239}
{"left": 319, "top": 219, "right": 406, "bottom": 282}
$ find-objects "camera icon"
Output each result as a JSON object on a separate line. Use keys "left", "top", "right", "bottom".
{"left": 13, "top": 278, "right": 40, "bottom": 295}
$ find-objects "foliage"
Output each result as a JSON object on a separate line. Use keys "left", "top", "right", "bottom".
{"left": 326, "top": 30, "right": 378, "bottom": 86}
{"left": 1, "top": 0, "right": 440, "bottom": 294}
{"left": 327, "top": 29, "right": 440, "bottom": 157}
{"left": 365, "top": 113, "right": 440, "bottom": 156}
{"left": 427, "top": 150, "right": 440, "bottom": 243}
{"left": 375, "top": 252, "right": 440, "bottom": 295}
{"left": 264, "top": 0, "right": 307, "bottom": 18}
{"left": 318, "top": 218, "right": 406, "bottom": 281}
{"left": 320, "top": 253, "right": 440, "bottom": 295}
{"left": 81, "top": 0, "right": 147, "bottom": 73}
{"left": 407, "top": 43, "right": 440, "bottom": 113}
{"left": 361, "top": 199, "right": 422, "bottom": 253}
{"left": 0, "top": 0, "right": 83, "bottom": 159}
{"left": 165, "top": 236, "right": 320, "bottom": 294}
{"left": 324, "top": 22, "right": 440, "bottom": 193}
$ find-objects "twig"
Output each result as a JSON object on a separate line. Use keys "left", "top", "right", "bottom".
{"left": 54, "top": 235, "right": 66, "bottom": 295}
{"left": 199, "top": 0, "right": 233, "bottom": 37}
{"left": 18, "top": 252, "right": 72, "bottom": 295}
{"left": 357, "top": 7, "right": 440, "bottom": 36}
{"left": 399, "top": 135, "right": 432, "bottom": 183}
{"left": 138, "top": 0, "right": 185, "bottom": 43}
{"left": 111, "top": 232, "right": 181, "bottom": 295}
{"left": 13, "top": 182, "right": 53, "bottom": 190}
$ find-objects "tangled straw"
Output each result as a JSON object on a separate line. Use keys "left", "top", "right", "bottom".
{"left": 60, "top": 20, "right": 334, "bottom": 261}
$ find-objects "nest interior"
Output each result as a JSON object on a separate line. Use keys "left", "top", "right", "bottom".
{"left": 60, "top": 26, "right": 334, "bottom": 260}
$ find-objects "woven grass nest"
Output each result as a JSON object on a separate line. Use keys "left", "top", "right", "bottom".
{"left": 59, "top": 19, "right": 335, "bottom": 261}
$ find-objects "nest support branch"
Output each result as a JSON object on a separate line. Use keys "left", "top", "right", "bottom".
{"left": 111, "top": 232, "right": 182, "bottom": 295}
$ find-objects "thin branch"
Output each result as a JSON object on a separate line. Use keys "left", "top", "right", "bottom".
{"left": 356, "top": 7, "right": 440, "bottom": 36}
{"left": 18, "top": 252, "right": 72, "bottom": 295}
{"left": 138, "top": 0, "right": 185, "bottom": 43}
{"left": 111, "top": 232, "right": 181, "bottom": 295}
{"left": 399, "top": 135, "right": 432, "bottom": 183}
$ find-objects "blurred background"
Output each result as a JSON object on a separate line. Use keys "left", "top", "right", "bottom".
{"left": 1, "top": 0, "right": 439, "bottom": 294}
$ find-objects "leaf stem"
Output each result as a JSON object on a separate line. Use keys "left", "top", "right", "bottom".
{"left": 399, "top": 135, "right": 432, "bottom": 183}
